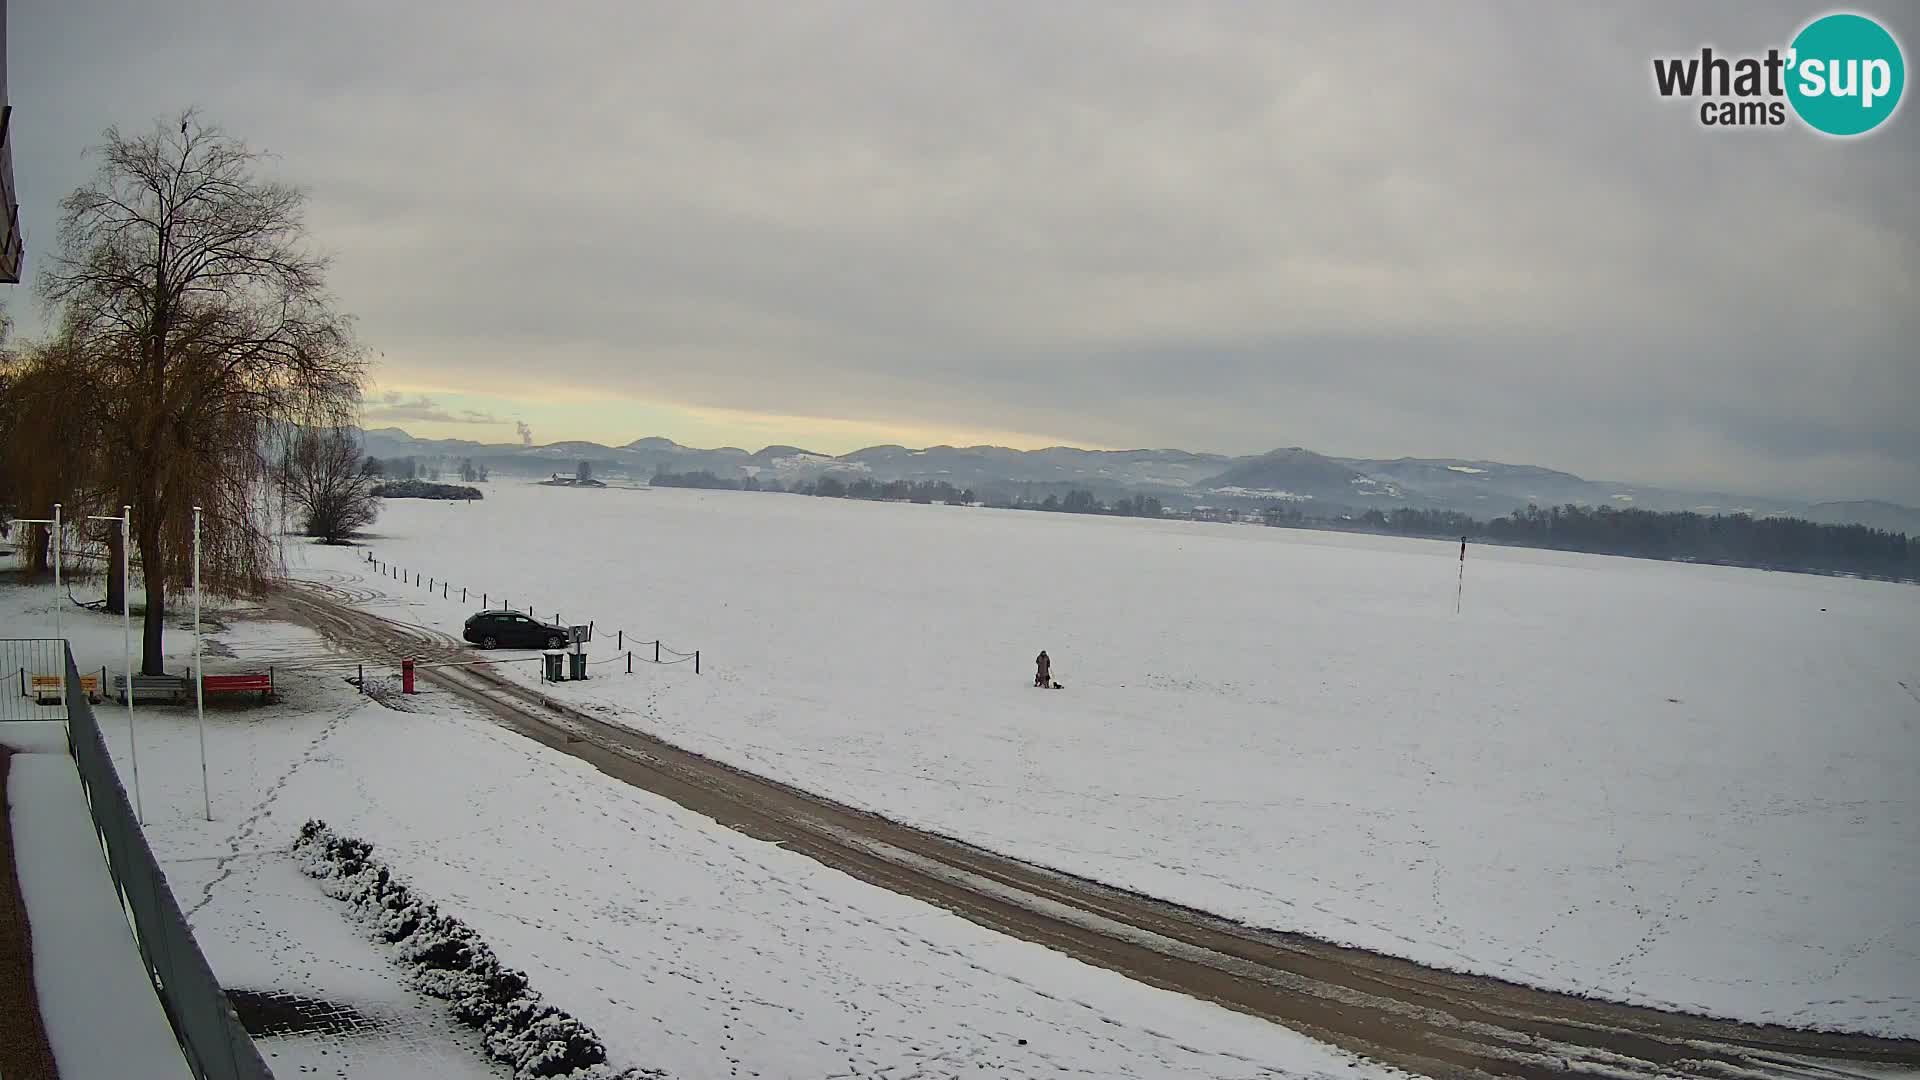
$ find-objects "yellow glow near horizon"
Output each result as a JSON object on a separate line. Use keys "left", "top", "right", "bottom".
{"left": 360, "top": 382, "right": 1105, "bottom": 455}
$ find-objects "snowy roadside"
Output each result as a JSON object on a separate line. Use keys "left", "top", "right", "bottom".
{"left": 1, "top": 580, "right": 1394, "bottom": 1079}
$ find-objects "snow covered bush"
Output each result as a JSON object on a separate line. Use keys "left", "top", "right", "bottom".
{"left": 294, "top": 820, "right": 665, "bottom": 1080}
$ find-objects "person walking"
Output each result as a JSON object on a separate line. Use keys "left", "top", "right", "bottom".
{"left": 1034, "top": 650, "right": 1052, "bottom": 688}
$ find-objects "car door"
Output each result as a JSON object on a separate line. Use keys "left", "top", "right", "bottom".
{"left": 508, "top": 614, "right": 539, "bottom": 648}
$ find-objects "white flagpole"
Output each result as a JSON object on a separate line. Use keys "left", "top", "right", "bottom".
{"left": 194, "top": 507, "right": 210, "bottom": 821}
{"left": 51, "top": 503, "right": 62, "bottom": 647}
{"left": 93, "top": 507, "right": 141, "bottom": 824}
{"left": 12, "top": 509, "right": 65, "bottom": 712}
{"left": 124, "top": 507, "right": 140, "bottom": 824}
{"left": 53, "top": 504, "right": 64, "bottom": 717}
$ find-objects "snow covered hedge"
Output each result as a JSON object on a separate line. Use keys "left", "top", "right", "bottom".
{"left": 294, "top": 820, "right": 664, "bottom": 1079}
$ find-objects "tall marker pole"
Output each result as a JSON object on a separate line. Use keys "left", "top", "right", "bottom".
{"left": 52, "top": 505, "right": 63, "bottom": 717}
{"left": 14, "top": 508, "right": 65, "bottom": 712}
{"left": 51, "top": 503, "right": 62, "bottom": 647}
{"left": 194, "top": 506, "right": 211, "bottom": 821}
{"left": 92, "top": 507, "right": 142, "bottom": 823}
{"left": 1455, "top": 535, "right": 1467, "bottom": 615}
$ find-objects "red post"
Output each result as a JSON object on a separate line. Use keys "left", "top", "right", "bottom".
{"left": 402, "top": 658, "right": 416, "bottom": 695}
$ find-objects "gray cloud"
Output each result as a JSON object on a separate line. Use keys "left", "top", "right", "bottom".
{"left": 10, "top": 0, "right": 1918, "bottom": 502}
{"left": 362, "top": 392, "right": 503, "bottom": 426}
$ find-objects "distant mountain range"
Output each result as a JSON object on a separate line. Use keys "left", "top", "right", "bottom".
{"left": 354, "top": 427, "right": 1920, "bottom": 534}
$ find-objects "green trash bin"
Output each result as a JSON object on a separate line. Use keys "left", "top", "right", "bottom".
{"left": 542, "top": 650, "right": 564, "bottom": 682}
{"left": 568, "top": 651, "right": 587, "bottom": 680}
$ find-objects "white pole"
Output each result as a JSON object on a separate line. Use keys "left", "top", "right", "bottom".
{"left": 1455, "top": 536, "right": 1467, "bottom": 616}
{"left": 124, "top": 507, "right": 142, "bottom": 824}
{"left": 88, "top": 508, "right": 141, "bottom": 822}
{"left": 194, "top": 507, "right": 210, "bottom": 821}
{"left": 52, "top": 503, "right": 62, "bottom": 646}
{"left": 53, "top": 504, "right": 64, "bottom": 717}
{"left": 11, "top": 511, "right": 65, "bottom": 714}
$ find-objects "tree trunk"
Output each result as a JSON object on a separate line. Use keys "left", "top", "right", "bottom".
{"left": 27, "top": 529, "right": 49, "bottom": 579}
{"left": 137, "top": 517, "right": 168, "bottom": 675}
{"left": 105, "top": 528, "right": 126, "bottom": 614}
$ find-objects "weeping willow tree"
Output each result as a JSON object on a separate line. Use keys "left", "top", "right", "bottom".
{"left": 0, "top": 336, "right": 114, "bottom": 587}
{"left": 39, "top": 111, "right": 368, "bottom": 673}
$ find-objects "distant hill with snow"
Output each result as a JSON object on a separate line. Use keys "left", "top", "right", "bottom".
{"left": 351, "top": 427, "right": 1918, "bottom": 532}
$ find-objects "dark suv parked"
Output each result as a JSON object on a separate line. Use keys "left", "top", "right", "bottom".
{"left": 463, "top": 610, "right": 569, "bottom": 650}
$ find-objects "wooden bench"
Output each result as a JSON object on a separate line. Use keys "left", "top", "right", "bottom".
{"left": 111, "top": 673, "right": 190, "bottom": 705}
{"left": 29, "top": 673, "right": 102, "bottom": 705}
{"left": 202, "top": 671, "right": 276, "bottom": 704}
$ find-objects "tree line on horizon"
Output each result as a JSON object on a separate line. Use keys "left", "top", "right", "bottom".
{"left": 359, "top": 455, "right": 491, "bottom": 484}
{"left": 651, "top": 466, "right": 1913, "bottom": 581}
{"left": 1297, "top": 503, "right": 1916, "bottom": 582}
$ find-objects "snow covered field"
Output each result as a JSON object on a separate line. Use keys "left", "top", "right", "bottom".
{"left": 293, "top": 482, "right": 1920, "bottom": 1037}
{"left": 0, "top": 583, "right": 1384, "bottom": 1079}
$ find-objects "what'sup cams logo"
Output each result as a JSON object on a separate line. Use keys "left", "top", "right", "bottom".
{"left": 1653, "top": 12, "right": 1905, "bottom": 135}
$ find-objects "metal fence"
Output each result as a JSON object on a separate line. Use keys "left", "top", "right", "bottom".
{"left": 1, "top": 637, "right": 73, "bottom": 722}
{"left": 58, "top": 645, "right": 275, "bottom": 1080}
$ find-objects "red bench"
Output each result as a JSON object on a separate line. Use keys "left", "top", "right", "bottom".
{"left": 202, "top": 671, "right": 276, "bottom": 703}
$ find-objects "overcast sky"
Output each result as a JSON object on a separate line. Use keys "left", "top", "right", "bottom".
{"left": 9, "top": 2, "right": 1917, "bottom": 502}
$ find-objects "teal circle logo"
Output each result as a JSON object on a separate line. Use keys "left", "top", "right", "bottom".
{"left": 1786, "top": 13, "right": 1905, "bottom": 136}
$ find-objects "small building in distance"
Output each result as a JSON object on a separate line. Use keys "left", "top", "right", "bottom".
{"left": 541, "top": 472, "right": 608, "bottom": 489}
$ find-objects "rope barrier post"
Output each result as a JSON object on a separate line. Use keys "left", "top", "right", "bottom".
{"left": 443, "top": 582, "right": 448, "bottom": 599}
{"left": 616, "top": 629, "right": 622, "bottom": 650}
{"left": 463, "top": 587, "right": 467, "bottom": 603}
{"left": 626, "top": 651, "right": 632, "bottom": 674}
{"left": 695, "top": 650, "right": 701, "bottom": 675}
{"left": 358, "top": 663, "right": 364, "bottom": 693}
{"left": 654, "top": 640, "right": 660, "bottom": 664}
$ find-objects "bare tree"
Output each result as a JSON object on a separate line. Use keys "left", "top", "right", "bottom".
{"left": 42, "top": 111, "right": 367, "bottom": 672}
{"left": 283, "top": 427, "right": 379, "bottom": 542}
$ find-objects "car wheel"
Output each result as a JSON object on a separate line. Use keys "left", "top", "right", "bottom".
{"left": 545, "top": 635, "right": 563, "bottom": 650}
{"left": 481, "top": 636, "right": 498, "bottom": 649}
